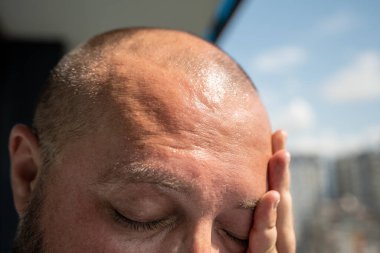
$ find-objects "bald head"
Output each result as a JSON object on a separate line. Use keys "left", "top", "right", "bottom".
{"left": 33, "top": 28, "right": 270, "bottom": 167}
{"left": 12, "top": 28, "right": 274, "bottom": 252}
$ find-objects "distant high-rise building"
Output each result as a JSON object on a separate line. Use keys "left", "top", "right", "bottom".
{"left": 293, "top": 149, "right": 380, "bottom": 252}
{"left": 290, "top": 155, "right": 329, "bottom": 239}
{"left": 335, "top": 151, "right": 380, "bottom": 213}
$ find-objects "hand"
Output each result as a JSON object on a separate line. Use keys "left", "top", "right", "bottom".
{"left": 247, "top": 130, "right": 296, "bottom": 252}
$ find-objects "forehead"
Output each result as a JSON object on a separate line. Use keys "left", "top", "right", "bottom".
{"left": 84, "top": 125, "right": 269, "bottom": 211}
{"left": 80, "top": 50, "right": 273, "bottom": 201}
{"left": 104, "top": 55, "right": 271, "bottom": 155}
{"left": 95, "top": 142, "right": 268, "bottom": 211}
{"left": 90, "top": 104, "right": 271, "bottom": 209}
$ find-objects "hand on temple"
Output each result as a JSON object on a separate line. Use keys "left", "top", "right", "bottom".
{"left": 247, "top": 130, "right": 296, "bottom": 253}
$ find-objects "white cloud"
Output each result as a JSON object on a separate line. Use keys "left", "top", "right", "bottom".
{"left": 288, "top": 126, "right": 380, "bottom": 157}
{"left": 317, "top": 11, "right": 358, "bottom": 35}
{"left": 321, "top": 51, "right": 380, "bottom": 102}
{"left": 252, "top": 47, "right": 307, "bottom": 74}
{"left": 271, "top": 98, "right": 315, "bottom": 132}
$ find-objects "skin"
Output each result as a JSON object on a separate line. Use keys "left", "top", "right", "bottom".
{"left": 9, "top": 30, "right": 295, "bottom": 252}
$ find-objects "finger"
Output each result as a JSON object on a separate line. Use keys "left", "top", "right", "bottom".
{"left": 268, "top": 150, "right": 296, "bottom": 253}
{"left": 268, "top": 150, "right": 290, "bottom": 191}
{"left": 248, "top": 191, "right": 280, "bottom": 253}
{"left": 272, "top": 130, "right": 287, "bottom": 154}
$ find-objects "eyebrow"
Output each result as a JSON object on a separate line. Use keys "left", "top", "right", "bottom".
{"left": 97, "top": 161, "right": 194, "bottom": 193}
{"left": 98, "top": 161, "right": 260, "bottom": 210}
{"left": 238, "top": 199, "right": 259, "bottom": 211}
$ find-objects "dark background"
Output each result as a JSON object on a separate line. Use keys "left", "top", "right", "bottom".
{"left": 0, "top": 38, "right": 63, "bottom": 252}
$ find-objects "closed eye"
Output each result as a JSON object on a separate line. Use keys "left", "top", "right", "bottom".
{"left": 112, "top": 209, "right": 175, "bottom": 232}
{"left": 223, "top": 229, "right": 248, "bottom": 247}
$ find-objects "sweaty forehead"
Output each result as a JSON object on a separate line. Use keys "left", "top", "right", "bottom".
{"left": 104, "top": 31, "right": 258, "bottom": 119}
{"left": 101, "top": 29, "right": 254, "bottom": 94}
{"left": 85, "top": 29, "right": 272, "bottom": 158}
{"left": 108, "top": 57, "right": 196, "bottom": 134}
{"left": 101, "top": 54, "right": 271, "bottom": 158}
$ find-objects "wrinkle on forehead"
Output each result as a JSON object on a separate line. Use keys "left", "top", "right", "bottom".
{"left": 102, "top": 63, "right": 270, "bottom": 161}
{"left": 92, "top": 30, "right": 271, "bottom": 159}
{"left": 108, "top": 57, "right": 196, "bottom": 134}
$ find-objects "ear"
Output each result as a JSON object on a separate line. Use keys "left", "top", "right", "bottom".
{"left": 9, "top": 124, "right": 41, "bottom": 216}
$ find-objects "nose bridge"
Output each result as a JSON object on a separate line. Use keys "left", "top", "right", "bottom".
{"left": 180, "top": 219, "right": 219, "bottom": 253}
{"left": 192, "top": 220, "right": 212, "bottom": 253}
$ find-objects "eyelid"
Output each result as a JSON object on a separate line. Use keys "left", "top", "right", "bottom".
{"left": 222, "top": 229, "right": 249, "bottom": 246}
{"left": 112, "top": 209, "right": 176, "bottom": 232}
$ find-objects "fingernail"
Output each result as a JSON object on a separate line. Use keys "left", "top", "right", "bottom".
{"left": 285, "top": 151, "right": 291, "bottom": 163}
{"left": 281, "top": 130, "right": 288, "bottom": 139}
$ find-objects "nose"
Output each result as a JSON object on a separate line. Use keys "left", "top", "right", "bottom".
{"left": 192, "top": 225, "right": 211, "bottom": 253}
{"left": 182, "top": 220, "right": 219, "bottom": 253}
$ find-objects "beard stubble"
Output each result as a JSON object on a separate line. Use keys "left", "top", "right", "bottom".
{"left": 11, "top": 176, "right": 45, "bottom": 253}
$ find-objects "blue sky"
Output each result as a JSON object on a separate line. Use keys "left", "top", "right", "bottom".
{"left": 218, "top": 0, "right": 380, "bottom": 156}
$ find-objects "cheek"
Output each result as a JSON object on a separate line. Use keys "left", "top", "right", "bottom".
{"left": 40, "top": 174, "right": 106, "bottom": 252}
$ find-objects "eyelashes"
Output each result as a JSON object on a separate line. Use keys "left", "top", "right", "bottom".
{"left": 112, "top": 209, "right": 175, "bottom": 232}
{"left": 222, "top": 229, "right": 249, "bottom": 247}
{"left": 112, "top": 209, "right": 248, "bottom": 247}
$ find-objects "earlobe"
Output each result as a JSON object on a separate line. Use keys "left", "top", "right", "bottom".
{"left": 9, "top": 124, "right": 41, "bottom": 216}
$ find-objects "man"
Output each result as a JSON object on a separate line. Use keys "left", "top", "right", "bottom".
{"left": 9, "top": 28, "right": 295, "bottom": 252}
